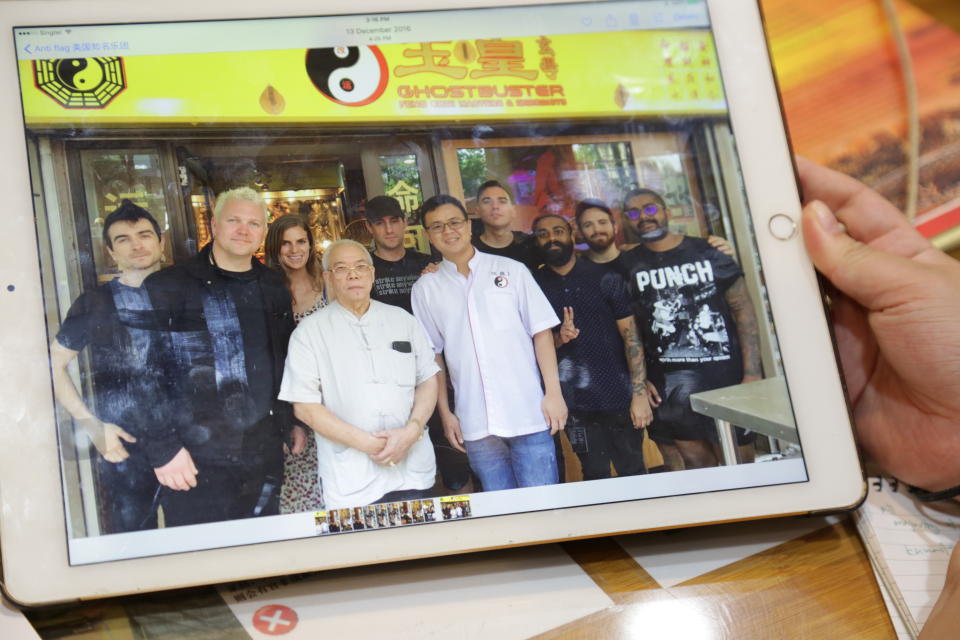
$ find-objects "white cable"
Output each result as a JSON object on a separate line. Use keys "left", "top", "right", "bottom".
{"left": 880, "top": 0, "right": 921, "bottom": 221}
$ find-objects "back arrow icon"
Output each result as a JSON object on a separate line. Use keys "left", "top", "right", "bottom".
{"left": 23, "top": 44, "right": 31, "bottom": 55}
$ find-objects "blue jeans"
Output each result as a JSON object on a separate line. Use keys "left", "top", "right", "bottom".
{"left": 463, "top": 430, "right": 559, "bottom": 491}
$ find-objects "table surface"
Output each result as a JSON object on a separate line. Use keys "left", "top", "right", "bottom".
{"left": 18, "top": 1, "right": 959, "bottom": 638}
{"left": 690, "top": 377, "right": 798, "bottom": 444}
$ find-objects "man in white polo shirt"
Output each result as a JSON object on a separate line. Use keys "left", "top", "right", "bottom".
{"left": 411, "top": 194, "right": 566, "bottom": 491}
{"left": 279, "top": 239, "right": 440, "bottom": 509}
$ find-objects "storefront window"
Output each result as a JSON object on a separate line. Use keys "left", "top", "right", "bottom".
{"left": 78, "top": 149, "right": 172, "bottom": 282}
{"left": 379, "top": 154, "right": 423, "bottom": 222}
{"left": 445, "top": 132, "right": 704, "bottom": 240}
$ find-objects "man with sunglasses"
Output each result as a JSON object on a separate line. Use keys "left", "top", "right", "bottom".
{"left": 411, "top": 195, "right": 565, "bottom": 491}
{"left": 279, "top": 239, "right": 440, "bottom": 509}
{"left": 618, "top": 188, "right": 762, "bottom": 469}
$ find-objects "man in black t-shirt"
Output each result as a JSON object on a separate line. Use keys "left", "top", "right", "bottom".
{"left": 618, "top": 188, "right": 763, "bottom": 469}
{"left": 51, "top": 201, "right": 166, "bottom": 533}
{"left": 143, "top": 187, "right": 302, "bottom": 527}
{"left": 472, "top": 180, "right": 541, "bottom": 271}
{"left": 366, "top": 195, "right": 434, "bottom": 314}
{"left": 532, "top": 214, "right": 653, "bottom": 481}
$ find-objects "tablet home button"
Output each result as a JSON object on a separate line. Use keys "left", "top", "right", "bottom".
{"left": 768, "top": 213, "right": 797, "bottom": 240}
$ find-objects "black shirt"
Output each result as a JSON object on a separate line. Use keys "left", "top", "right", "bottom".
{"left": 583, "top": 251, "right": 632, "bottom": 281}
{"left": 534, "top": 259, "right": 634, "bottom": 411}
{"left": 619, "top": 237, "right": 744, "bottom": 379}
{"left": 213, "top": 264, "right": 274, "bottom": 429}
{"left": 371, "top": 249, "right": 434, "bottom": 314}
{"left": 473, "top": 231, "right": 541, "bottom": 271}
{"left": 56, "top": 278, "right": 165, "bottom": 436}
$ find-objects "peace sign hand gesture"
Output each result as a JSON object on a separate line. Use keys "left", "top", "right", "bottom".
{"left": 558, "top": 306, "right": 580, "bottom": 345}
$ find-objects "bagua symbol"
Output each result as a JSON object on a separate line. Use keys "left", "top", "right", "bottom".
{"left": 33, "top": 57, "right": 126, "bottom": 108}
{"left": 305, "top": 45, "right": 388, "bottom": 107}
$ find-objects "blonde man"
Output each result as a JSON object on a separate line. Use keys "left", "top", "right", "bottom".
{"left": 142, "top": 187, "right": 303, "bottom": 526}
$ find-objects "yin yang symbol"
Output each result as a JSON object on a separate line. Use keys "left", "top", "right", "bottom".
{"left": 305, "top": 46, "right": 388, "bottom": 107}
{"left": 54, "top": 59, "right": 104, "bottom": 91}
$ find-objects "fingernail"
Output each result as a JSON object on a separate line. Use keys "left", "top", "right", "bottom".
{"left": 810, "top": 200, "right": 841, "bottom": 235}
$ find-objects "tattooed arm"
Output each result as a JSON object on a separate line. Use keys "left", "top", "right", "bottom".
{"left": 616, "top": 315, "right": 653, "bottom": 428}
{"left": 724, "top": 277, "right": 763, "bottom": 382}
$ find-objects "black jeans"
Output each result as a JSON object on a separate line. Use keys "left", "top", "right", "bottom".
{"left": 565, "top": 408, "right": 646, "bottom": 481}
{"left": 159, "top": 456, "right": 281, "bottom": 527}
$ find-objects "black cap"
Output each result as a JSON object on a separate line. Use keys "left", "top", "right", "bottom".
{"left": 366, "top": 195, "right": 405, "bottom": 222}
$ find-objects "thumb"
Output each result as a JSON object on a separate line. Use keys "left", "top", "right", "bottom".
{"left": 118, "top": 429, "right": 137, "bottom": 443}
{"left": 801, "top": 200, "right": 928, "bottom": 311}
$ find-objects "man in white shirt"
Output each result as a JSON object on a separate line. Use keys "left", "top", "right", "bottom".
{"left": 411, "top": 194, "right": 566, "bottom": 492}
{"left": 279, "top": 239, "right": 440, "bottom": 509}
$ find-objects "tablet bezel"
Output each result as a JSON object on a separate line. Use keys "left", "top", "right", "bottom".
{"left": 0, "top": 0, "right": 864, "bottom": 606}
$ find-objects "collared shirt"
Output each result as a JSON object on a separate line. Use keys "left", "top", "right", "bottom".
{"left": 411, "top": 250, "right": 559, "bottom": 441}
{"left": 278, "top": 299, "right": 439, "bottom": 509}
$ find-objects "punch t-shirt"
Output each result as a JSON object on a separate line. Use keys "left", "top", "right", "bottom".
{"left": 620, "top": 237, "right": 743, "bottom": 377}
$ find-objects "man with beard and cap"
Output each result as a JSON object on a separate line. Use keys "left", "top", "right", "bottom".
{"left": 532, "top": 214, "right": 653, "bottom": 480}
{"left": 618, "top": 188, "right": 762, "bottom": 469}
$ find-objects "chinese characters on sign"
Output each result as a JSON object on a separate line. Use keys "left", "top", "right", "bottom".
{"left": 393, "top": 37, "right": 565, "bottom": 111}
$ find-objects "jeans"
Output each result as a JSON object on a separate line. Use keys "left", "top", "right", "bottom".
{"left": 463, "top": 429, "right": 559, "bottom": 491}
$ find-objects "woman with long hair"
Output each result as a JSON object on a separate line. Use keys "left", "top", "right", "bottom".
{"left": 264, "top": 214, "right": 326, "bottom": 513}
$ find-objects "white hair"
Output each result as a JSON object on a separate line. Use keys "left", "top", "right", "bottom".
{"left": 213, "top": 186, "right": 269, "bottom": 222}
{"left": 322, "top": 239, "right": 373, "bottom": 271}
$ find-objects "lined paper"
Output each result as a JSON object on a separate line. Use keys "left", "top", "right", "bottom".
{"left": 855, "top": 477, "right": 960, "bottom": 639}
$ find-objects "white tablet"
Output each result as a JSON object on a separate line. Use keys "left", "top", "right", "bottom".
{"left": 0, "top": 0, "right": 864, "bottom": 605}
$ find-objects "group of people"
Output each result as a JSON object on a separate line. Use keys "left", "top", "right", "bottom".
{"left": 47, "top": 158, "right": 960, "bottom": 635}
{"left": 50, "top": 174, "right": 783, "bottom": 532}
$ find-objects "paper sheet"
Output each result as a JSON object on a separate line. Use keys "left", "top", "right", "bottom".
{"left": 875, "top": 569, "right": 913, "bottom": 640}
{"left": 855, "top": 477, "right": 960, "bottom": 638}
{"left": 219, "top": 544, "right": 611, "bottom": 639}
{"left": 615, "top": 515, "right": 840, "bottom": 587}
{"left": 1, "top": 595, "right": 40, "bottom": 640}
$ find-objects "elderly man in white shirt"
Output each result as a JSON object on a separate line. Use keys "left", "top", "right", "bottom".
{"left": 411, "top": 194, "right": 566, "bottom": 492}
{"left": 279, "top": 239, "right": 439, "bottom": 509}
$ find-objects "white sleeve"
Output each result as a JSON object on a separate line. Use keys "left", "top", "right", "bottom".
{"left": 518, "top": 266, "right": 560, "bottom": 336}
{"left": 411, "top": 280, "right": 444, "bottom": 353}
{"left": 411, "top": 317, "right": 441, "bottom": 384}
{"left": 278, "top": 322, "right": 325, "bottom": 404}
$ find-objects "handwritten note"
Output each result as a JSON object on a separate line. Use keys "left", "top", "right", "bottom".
{"left": 855, "top": 477, "right": 960, "bottom": 640}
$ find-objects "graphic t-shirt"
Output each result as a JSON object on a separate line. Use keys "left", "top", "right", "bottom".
{"left": 620, "top": 237, "right": 743, "bottom": 378}
{"left": 371, "top": 249, "right": 434, "bottom": 314}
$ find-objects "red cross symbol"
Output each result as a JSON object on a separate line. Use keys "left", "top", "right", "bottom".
{"left": 252, "top": 604, "right": 299, "bottom": 635}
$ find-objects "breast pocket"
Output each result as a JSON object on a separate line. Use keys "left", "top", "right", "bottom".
{"left": 389, "top": 347, "right": 417, "bottom": 387}
{"left": 485, "top": 291, "right": 519, "bottom": 331}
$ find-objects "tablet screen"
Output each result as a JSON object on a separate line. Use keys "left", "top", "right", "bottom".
{"left": 12, "top": 0, "right": 809, "bottom": 565}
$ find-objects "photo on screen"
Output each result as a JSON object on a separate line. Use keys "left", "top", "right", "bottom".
{"left": 12, "top": 0, "right": 808, "bottom": 565}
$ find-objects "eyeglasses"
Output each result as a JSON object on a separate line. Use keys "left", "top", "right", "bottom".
{"left": 330, "top": 263, "right": 373, "bottom": 278}
{"left": 425, "top": 218, "right": 467, "bottom": 234}
{"left": 624, "top": 203, "right": 662, "bottom": 219}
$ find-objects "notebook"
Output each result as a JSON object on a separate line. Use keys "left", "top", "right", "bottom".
{"left": 854, "top": 477, "right": 960, "bottom": 639}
